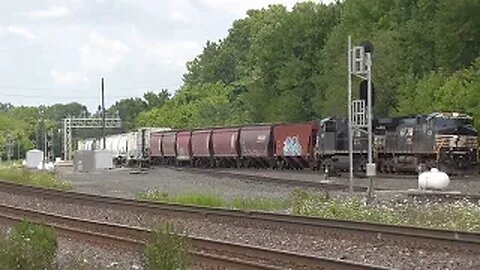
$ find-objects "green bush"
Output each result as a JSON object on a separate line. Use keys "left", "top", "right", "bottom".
{"left": 144, "top": 224, "right": 190, "bottom": 270}
{"left": 0, "top": 167, "right": 72, "bottom": 191}
{"left": 0, "top": 220, "right": 57, "bottom": 270}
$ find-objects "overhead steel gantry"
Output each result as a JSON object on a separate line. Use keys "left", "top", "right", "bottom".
{"left": 63, "top": 117, "right": 122, "bottom": 160}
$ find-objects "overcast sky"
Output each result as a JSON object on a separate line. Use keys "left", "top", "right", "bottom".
{"left": 0, "top": 0, "right": 332, "bottom": 111}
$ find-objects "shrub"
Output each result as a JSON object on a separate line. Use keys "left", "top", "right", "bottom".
{"left": 0, "top": 220, "right": 57, "bottom": 270}
{"left": 143, "top": 223, "right": 190, "bottom": 270}
{"left": 0, "top": 167, "right": 72, "bottom": 191}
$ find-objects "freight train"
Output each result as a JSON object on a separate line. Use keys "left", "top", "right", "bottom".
{"left": 77, "top": 112, "right": 478, "bottom": 174}
{"left": 77, "top": 127, "right": 171, "bottom": 166}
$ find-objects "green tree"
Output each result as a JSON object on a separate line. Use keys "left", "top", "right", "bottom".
{"left": 143, "top": 90, "right": 170, "bottom": 110}
{"left": 108, "top": 98, "right": 147, "bottom": 129}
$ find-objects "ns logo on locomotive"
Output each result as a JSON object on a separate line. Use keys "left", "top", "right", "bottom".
{"left": 77, "top": 112, "right": 478, "bottom": 175}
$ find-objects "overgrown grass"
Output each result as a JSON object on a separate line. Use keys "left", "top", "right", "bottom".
{"left": 138, "top": 189, "right": 480, "bottom": 232}
{"left": 136, "top": 189, "right": 287, "bottom": 211}
{"left": 230, "top": 197, "right": 288, "bottom": 211}
{"left": 291, "top": 190, "right": 480, "bottom": 232}
{"left": 137, "top": 190, "right": 224, "bottom": 207}
{"left": 0, "top": 220, "right": 58, "bottom": 270}
{"left": 144, "top": 223, "right": 190, "bottom": 270}
{"left": 0, "top": 166, "right": 72, "bottom": 191}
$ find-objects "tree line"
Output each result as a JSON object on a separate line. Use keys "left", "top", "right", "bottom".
{"left": 1, "top": 0, "right": 479, "bottom": 159}
{"left": 136, "top": 0, "right": 480, "bottom": 129}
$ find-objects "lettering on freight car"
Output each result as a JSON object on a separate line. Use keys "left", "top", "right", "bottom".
{"left": 283, "top": 136, "right": 302, "bottom": 156}
{"left": 257, "top": 135, "right": 266, "bottom": 143}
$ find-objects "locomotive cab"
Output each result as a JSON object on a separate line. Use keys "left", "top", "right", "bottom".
{"left": 428, "top": 112, "right": 478, "bottom": 172}
{"left": 316, "top": 118, "right": 367, "bottom": 173}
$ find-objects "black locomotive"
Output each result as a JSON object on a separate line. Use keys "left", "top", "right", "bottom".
{"left": 316, "top": 112, "right": 478, "bottom": 174}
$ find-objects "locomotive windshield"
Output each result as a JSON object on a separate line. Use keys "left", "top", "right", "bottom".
{"left": 428, "top": 113, "right": 477, "bottom": 136}
{"left": 432, "top": 117, "right": 473, "bottom": 129}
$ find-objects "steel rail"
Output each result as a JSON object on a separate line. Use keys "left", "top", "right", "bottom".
{"left": 0, "top": 181, "right": 479, "bottom": 251}
{"left": 173, "top": 167, "right": 480, "bottom": 199}
{"left": 0, "top": 204, "right": 386, "bottom": 270}
{"left": 404, "top": 190, "right": 480, "bottom": 201}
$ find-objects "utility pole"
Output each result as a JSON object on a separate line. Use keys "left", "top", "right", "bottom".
{"left": 347, "top": 36, "right": 376, "bottom": 199}
{"left": 102, "top": 78, "right": 106, "bottom": 149}
{"left": 17, "top": 140, "right": 20, "bottom": 160}
{"left": 347, "top": 36, "right": 354, "bottom": 193}
{"left": 366, "top": 52, "right": 374, "bottom": 199}
{"left": 6, "top": 133, "right": 13, "bottom": 162}
{"left": 43, "top": 130, "right": 48, "bottom": 162}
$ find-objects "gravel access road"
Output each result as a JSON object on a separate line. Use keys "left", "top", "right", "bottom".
{"left": 61, "top": 167, "right": 323, "bottom": 200}
{"left": 0, "top": 189, "right": 478, "bottom": 270}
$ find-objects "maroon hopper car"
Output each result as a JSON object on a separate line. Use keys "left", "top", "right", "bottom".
{"left": 273, "top": 123, "right": 319, "bottom": 169}
{"left": 176, "top": 131, "right": 192, "bottom": 163}
{"left": 191, "top": 129, "right": 213, "bottom": 167}
{"left": 211, "top": 127, "right": 241, "bottom": 167}
{"left": 149, "top": 132, "right": 163, "bottom": 164}
{"left": 239, "top": 125, "right": 274, "bottom": 168}
{"left": 161, "top": 132, "right": 177, "bottom": 165}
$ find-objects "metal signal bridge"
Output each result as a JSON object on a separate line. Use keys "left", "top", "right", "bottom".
{"left": 63, "top": 117, "right": 122, "bottom": 160}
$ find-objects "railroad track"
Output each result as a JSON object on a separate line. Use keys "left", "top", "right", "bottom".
{"left": 171, "top": 165, "right": 479, "bottom": 182}
{"left": 169, "top": 167, "right": 480, "bottom": 198}
{"left": 0, "top": 203, "right": 385, "bottom": 270}
{"left": 168, "top": 166, "right": 370, "bottom": 192}
{"left": 404, "top": 190, "right": 480, "bottom": 202}
{"left": 0, "top": 180, "right": 479, "bottom": 254}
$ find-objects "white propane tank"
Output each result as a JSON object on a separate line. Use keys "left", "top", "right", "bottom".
{"left": 418, "top": 168, "right": 450, "bottom": 190}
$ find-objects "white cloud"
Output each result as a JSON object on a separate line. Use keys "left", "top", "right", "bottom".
{"left": 129, "top": 27, "right": 201, "bottom": 69}
{"left": 0, "top": 0, "right": 339, "bottom": 110}
{"left": 167, "top": 0, "right": 204, "bottom": 25}
{"left": 145, "top": 40, "right": 200, "bottom": 68}
{"left": 22, "top": 6, "right": 70, "bottom": 19}
{"left": 199, "top": 0, "right": 329, "bottom": 17}
{"left": 7, "top": 26, "right": 36, "bottom": 40}
{"left": 51, "top": 69, "right": 89, "bottom": 86}
{"left": 80, "top": 31, "right": 131, "bottom": 72}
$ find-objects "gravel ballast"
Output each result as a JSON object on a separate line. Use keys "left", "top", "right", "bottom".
{"left": 62, "top": 167, "right": 322, "bottom": 200}
{"left": 0, "top": 190, "right": 478, "bottom": 269}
